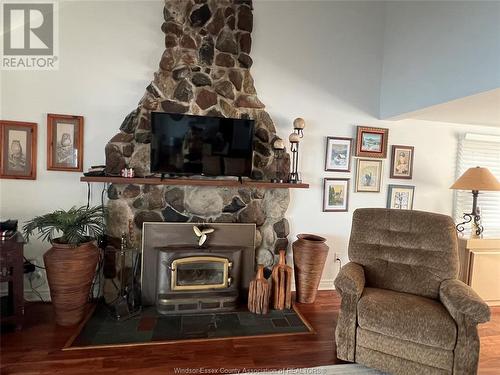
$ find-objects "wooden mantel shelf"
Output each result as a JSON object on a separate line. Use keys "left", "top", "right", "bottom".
{"left": 80, "top": 176, "right": 309, "bottom": 189}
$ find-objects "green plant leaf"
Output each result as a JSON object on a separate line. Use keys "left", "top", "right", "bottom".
{"left": 23, "top": 205, "right": 106, "bottom": 246}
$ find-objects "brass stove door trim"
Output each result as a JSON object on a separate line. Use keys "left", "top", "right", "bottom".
{"left": 170, "top": 256, "right": 232, "bottom": 291}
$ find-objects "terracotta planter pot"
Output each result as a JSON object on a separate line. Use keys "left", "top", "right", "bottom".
{"left": 43, "top": 240, "right": 99, "bottom": 326}
{"left": 292, "top": 234, "right": 329, "bottom": 304}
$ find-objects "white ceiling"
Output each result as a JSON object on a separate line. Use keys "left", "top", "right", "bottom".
{"left": 391, "top": 88, "right": 500, "bottom": 127}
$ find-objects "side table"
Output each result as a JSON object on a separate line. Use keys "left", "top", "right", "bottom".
{"left": 0, "top": 232, "right": 25, "bottom": 330}
{"left": 458, "top": 238, "right": 500, "bottom": 306}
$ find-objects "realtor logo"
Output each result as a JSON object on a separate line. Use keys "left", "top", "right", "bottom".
{"left": 1, "top": 0, "right": 59, "bottom": 70}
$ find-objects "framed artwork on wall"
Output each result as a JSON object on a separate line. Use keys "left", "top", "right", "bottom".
{"left": 0, "top": 120, "right": 37, "bottom": 180}
{"left": 387, "top": 184, "right": 415, "bottom": 210}
{"left": 323, "top": 178, "right": 350, "bottom": 212}
{"left": 355, "top": 126, "right": 389, "bottom": 158}
{"left": 390, "top": 145, "right": 414, "bottom": 179}
{"left": 47, "top": 114, "right": 84, "bottom": 172}
{"left": 325, "top": 137, "right": 352, "bottom": 172}
{"left": 355, "top": 158, "right": 383, "bottom": 192}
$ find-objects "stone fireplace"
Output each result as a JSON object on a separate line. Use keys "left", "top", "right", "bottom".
{"left": 141, "top": 222, "right": 255, "bottom": 314}
{"left": 105, "top": 0, "right": 292, "bottom": 270}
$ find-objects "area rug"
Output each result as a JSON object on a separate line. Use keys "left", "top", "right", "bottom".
{"left": 64, "top": 303, "right": 313, "bottom": 350}
{"left": 244, "top": 364, "right": 387, "bottom": 374}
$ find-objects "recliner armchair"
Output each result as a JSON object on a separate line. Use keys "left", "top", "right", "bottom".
{"left": 334, "top": 208, "right": 490, "bottom": 375}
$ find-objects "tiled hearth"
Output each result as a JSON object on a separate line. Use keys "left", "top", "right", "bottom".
{"left": 67, "top": 305, "right": 310, "bottom": 348}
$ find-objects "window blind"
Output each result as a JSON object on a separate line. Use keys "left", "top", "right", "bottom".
{"left": 454, "top": 133, "right": 500, "bottom": 234}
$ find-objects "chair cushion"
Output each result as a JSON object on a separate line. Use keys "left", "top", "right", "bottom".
{"left": 349, "top": 208, "right": 458, "bottom": 299}
{"left": 357, "top": 328, "right": 454, "bottom": 371}
{"left": 357, "top": 288, "right": 457, "bottom": 350}
{"left": 356, "top": 345, "right": 451, "bottom": 375}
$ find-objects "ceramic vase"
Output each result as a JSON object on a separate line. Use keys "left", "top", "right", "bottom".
{"left": 292, "top": 234, "right": 329, "bottom": 303}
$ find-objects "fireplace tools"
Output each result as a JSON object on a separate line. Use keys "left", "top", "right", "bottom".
{"left": 105, "top": 233, "right": 141, "bottom": 320}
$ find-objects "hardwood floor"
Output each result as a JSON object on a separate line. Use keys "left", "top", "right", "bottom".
{"left": 1, "top": 291, "right": 499, "bottom": 375}
{"left": 478, "top": 304, "right": 500, "bottom": 375}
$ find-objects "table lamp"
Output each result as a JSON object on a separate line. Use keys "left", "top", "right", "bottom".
{"left": 450, "top": 166, "right": 500, "bottom": 236}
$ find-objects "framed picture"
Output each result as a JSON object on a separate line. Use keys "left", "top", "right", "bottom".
{"left": 387, "top": 185, "right": 415, "bottom": 210}
{"left": 355, "top": 158, "right": 383, "bottom": 192}
{"left": 47, "top": 114, "right": 84, "bottom": 172}
{"left": 390, "top": 145, "right": 414, "bottom": 179}
{"left": 323, "top": 178, "right": 349, "bottom": 212}
{"left": 0, "top": 120, "right": 37, "bottom": 180}
{"left": 355, "top": 126, "right": 389, "bottom": 158}
{"left": 325, "top": 137, "right": 352, "bottom": 172}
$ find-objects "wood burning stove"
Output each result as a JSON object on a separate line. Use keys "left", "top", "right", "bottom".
{"left": 170, "top": 256, "right": 232, "bottom": 290}
{"left": 141, "top": 223, "right": 256, "bottom": 314}
{"left": 155, "top": 246, "right": 242, "bottom": 314}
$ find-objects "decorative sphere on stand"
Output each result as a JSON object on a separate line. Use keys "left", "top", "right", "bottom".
{"left": 273, "top": 138, "right": 285, "bottom": 150}
{"left": 288, "top": 117, "right": 306, "bottom": 184}
{"left": 289, "top": 133, "right": 300, "bottom": 143}
{"left": 293, "top": 118, "right": 306, "bottom": 130}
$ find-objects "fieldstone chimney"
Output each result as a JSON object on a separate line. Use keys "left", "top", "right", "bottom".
{"left": 104, "top": 0, "right": 291, "bottom": 267}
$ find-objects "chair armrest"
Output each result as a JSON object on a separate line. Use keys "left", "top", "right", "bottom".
{"left": 440, "top": 279, "right": 490, "bottom": 324}
{"left": 334, "top": 262, "right": 365, "bottom": 296}
{"left": 334, "top": 262, "right": 365, "bottom": 362}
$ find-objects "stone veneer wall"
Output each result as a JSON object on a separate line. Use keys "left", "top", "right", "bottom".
{"left": 105, "top": 0, "right": 291, "bottom": 267}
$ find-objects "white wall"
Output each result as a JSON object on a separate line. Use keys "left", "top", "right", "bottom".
{"left": 1, "top": 0, "right": 499, "bottom": 297}
{"left": 253, "top": 0, "right": 500, "bottom": 288}
{"left": 380, "top": 1, "right": 500, "bottom": 119}
{"left": 0, "top": 0, "right": 165, "bottom": 298}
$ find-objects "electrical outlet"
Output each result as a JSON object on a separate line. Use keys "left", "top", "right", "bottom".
{"left": 24, "top": 259, "right": 44, "bottom": 280}
{"left": 24, "top": 258, "right": 38, "bottom": 273}
{"left": 24, "top": 261, "right": 35, "bottom": 274}
{"left": 333, "top": 253, "right": 342, "bottom": 271}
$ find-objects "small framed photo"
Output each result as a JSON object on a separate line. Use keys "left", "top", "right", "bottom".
{"left": 387, "top": 184, "right": 415, "bottom": 210}
{"left": 47, "top": 114, "right": 84, "bottom": 172}
{"left": 0, "top": 120, "right": 37, "bottom": 180}
{"left": 355, "top": 126, "right": 389, "bottom": 158}
{"left": 325, "top": 137, "right": 353, "bottom": 172}
{"left": 390, "top": 145, "right": 414, "bottom": 179}
{"left": 355, "top": 158, "right": 383, "bottom": 192}
{"left": 323, "top": 178, "right": 350, "bottom": 212}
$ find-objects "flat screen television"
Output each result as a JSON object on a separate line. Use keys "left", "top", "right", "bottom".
{"left": 150, "top": 112, "right": 255, "bottom": 177}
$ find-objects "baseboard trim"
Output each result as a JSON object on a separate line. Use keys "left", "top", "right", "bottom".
{"left": 291, "top": 279, "right": 335, "bottom": 292}
{"left": 319, "top": 279, "right": 335, "bottom": 290}
{"left": 24, "top": 281, "right": 336, "bottom": 302}
{"left": 24, "top": 289, "right": 51, "bottom": 302}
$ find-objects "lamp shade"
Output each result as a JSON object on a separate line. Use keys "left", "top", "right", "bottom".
{"left": 450, "top": 166, "right": 500, "bottom": 191}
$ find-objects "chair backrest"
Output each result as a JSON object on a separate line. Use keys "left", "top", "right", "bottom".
{"left": 348, "top": 208, "right": 459, "bottom": 299}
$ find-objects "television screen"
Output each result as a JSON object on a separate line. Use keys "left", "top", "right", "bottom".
{"left": 151, "top": 112, "right": 255, "bottom": 177}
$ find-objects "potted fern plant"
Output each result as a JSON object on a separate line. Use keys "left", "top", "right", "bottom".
{"left": 23, "top": 205, "right": 105, "bottom": 326}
